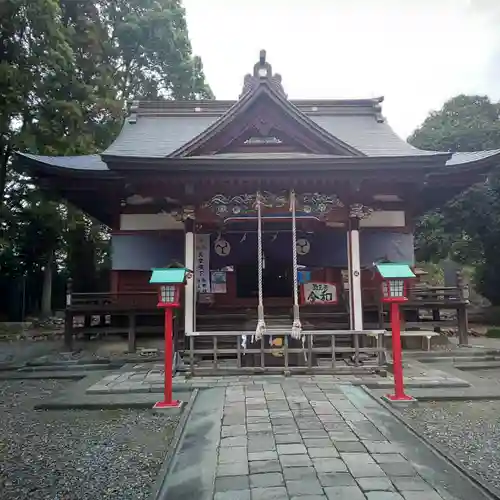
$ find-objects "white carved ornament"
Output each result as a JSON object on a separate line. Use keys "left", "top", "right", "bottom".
{"left": 296, "top": 238, "right": 311, "bottom": 256}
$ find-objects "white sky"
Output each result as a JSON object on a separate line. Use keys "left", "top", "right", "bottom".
{"left": 184, "top": 0, "right": 500, "bottom": 140}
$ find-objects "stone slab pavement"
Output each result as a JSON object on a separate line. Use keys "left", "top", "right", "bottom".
{"left": 85, "top": 363, "right": 470, "bottom": 395}
{"left": 159, "top": 381, "right": 492, "bottom": 500}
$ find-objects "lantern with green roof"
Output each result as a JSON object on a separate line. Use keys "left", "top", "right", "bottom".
{"left": 149, "top": 268, "right": 192, "bottom": 308}
{"left": 374, "top": 263, "right": 416, "bottom": 303}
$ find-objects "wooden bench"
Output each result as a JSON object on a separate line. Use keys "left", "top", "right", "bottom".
{"left": 366, "top": 330, "right": 441, "bottom": 352}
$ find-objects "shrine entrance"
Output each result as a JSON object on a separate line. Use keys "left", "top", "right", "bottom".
{"left": 236, "top": 259, "right": 293, "bottom": 299}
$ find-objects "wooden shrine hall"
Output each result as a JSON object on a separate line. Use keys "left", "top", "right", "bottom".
{"left": 16, "top": 50, "right": 500, "bottom": 374}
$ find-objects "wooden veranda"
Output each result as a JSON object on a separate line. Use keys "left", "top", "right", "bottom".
{"left": 63, "top": 271, "right": 470, "bottom": 375}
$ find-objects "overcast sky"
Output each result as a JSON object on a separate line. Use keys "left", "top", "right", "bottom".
{"left": 184, "top": 0, "right": 500, "bottom": 140}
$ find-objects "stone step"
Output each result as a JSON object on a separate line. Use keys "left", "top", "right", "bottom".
{"left": 454, "top": 360, "right": 500, "bottom": 371}
{"left": 18, "top": 362, "right": 119, "bottom": 372}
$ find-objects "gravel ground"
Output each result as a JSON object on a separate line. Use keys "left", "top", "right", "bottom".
{"left": 0, "top": 380, "right": 179, "bottom": 500}
{"left": 402, "top": 399, "right": 500, "bottom": 491}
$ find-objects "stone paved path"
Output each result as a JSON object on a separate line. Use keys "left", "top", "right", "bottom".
{"left": 86, "top": 366, "right": 469, "bottom": 395}
{"left": 160, "top": 382, "right": 490, "bottom": 500}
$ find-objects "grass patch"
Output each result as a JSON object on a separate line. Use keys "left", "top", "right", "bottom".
{"left": 485, "top": 327, "right": 500, "bottom": 338}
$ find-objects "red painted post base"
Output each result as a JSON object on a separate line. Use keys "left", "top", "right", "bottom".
{"left": 153, "top": 400, "right": 182, "bottom": 409}
{"left": 381, "top": 393, "right": 417, "bottom": 407}
{"left": 384, "top": 393, "right": 416, "bottom": 402}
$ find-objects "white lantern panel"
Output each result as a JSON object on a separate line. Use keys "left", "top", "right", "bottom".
{"left": 160, "top": 284, "right": 177, "bottom": 303}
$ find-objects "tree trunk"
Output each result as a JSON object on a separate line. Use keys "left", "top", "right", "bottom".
{"left": 41, "top": 249, "right": 54, "bottom": 318}
{"left": 0, "top": 145, "right": 11, "bottom": 212}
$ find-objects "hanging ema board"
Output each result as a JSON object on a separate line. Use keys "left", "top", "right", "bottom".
{"left": 301, "top": 282, "right": 338, "bottom": 305}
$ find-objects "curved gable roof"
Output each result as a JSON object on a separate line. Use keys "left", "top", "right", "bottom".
{"left": 166, "top": 80, "right": 365, "bottom": 158}
{"left": 101, "top": 98, "right": 444, "bottom": 160}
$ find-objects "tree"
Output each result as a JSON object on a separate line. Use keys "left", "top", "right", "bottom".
{"left": 0, "top": 0, "right": 75, "bottom": 208}
{"left": 409, "top": 95, "right": 500, "bottom": 304}
{"left": 0, "top": 0, "right": 212, "bottom": 319}
{"left": 99, "top": 0, "right": 213, "bottom": 101}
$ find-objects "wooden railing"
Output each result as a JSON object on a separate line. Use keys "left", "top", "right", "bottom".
{"left": 185, "top": 329, "right": 387, "bottom": 375}
{"left": 408, "top": 285, "right": 467, "bottom": 304}
{"left": 68, "top": 291, "right": 158, "bottom": 311}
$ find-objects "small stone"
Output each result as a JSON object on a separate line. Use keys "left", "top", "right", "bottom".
{"left": 275, "top": 433, "right": 302, "bottom": 444}
{"left": 214, "top": 490, "right": 251, "bottom": 500}
{"left": 324, "top": 485, "right": 365, "bottom": 499}
{"left": 217, "top": 462, "right": 249, "bottom": 477}
{"left": 222, "top": 425, "right": 247, "bottom": 437}
{"left": 372, "top": 454, "right": 407, "bottom": 464}
{"left": 362, "top": 441, "right": 400, "bottom": 454}
{"left": 399, "top": 492, "right": 443, "bottom": 500}
{"left": 283, "top": 466, "right": 317, "bottom": 480}
{"left": 347, "top": 463, "right": 386, "bottom": 478}
{"left": 391, "top": 476, "right": 433, "bottom": 491}
{"left": 215, "top": 475, "right": 250, "bottom": 492}
{"left": 251, "top": 486, "right": 288, "bottom": 499}
{"left": 304, "top": 438, "right": 332, "bottom": 448}
{"left": 317, "top": 472, "right": 357, "bottom": 487}
{"left": 250, "top": 472, "right": 284, "bottom": 488}
{"left": 250, "top": 460, "right": 282, "bottom": 474}
{"left": 334, "top": 441, "right": 366, "bottom": 453}
{"left": 365, "top": 493, "right": 404, "bottom": 500}
{"left": 280, "top": 454, "right": 312, "bottom": 467}
{"left": 312, "top": 458, "right": 348, "bottom": 473}
{"left": 357, "top": 477, "right": 395, "bottom": 492}
{"left": 380, "top": 463, "right": 416, "bottom": 477}
{"left": 219, "top": 446, "right": 247, "bottom": 464}
{"left": 248, "top": 423, "right": 272, "bottom": 433}
{"left": 220, "top": 436, "right": 247, "bottom": 448}
{"left": 277, "top": 443, "right": 307, "bottom": 455}
{"left": 308, "top": 447, "right": 339, "bottom": 458}
{"left": 286, "top": 479, "right": 323, "bottom": 496}
{"left": 248, "top": 450, "right": 278, "bottom": 461}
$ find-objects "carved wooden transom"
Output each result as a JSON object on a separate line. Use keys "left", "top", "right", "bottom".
{"left": 203, "top": 192, "right": 344, "bottom": 218}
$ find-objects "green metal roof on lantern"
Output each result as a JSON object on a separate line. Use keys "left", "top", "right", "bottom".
{"left": 149, "top": 268, "right": 190, "bottom": 284}
{"left": 374, "top": 263, "right": 416, "bottom": 279}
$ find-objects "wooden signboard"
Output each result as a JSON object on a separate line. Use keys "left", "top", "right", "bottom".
{"left": 301, "top": 282, "right": 338, "bottom": 305}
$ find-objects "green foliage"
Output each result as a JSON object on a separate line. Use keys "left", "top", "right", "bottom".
{"left": 409, "top": 95, "right": 500, "bottom": 304}
{"left": 0, "top": 0, "right": 211, "bottom": 319}
{"left": 414, "top": 262, "right": 444, "bottom": 286}
{"left": 409, "top": 95, "right": 500, "bottom": 152}
{"left": 486, "top": 327, "right": 500, "bottom": 338}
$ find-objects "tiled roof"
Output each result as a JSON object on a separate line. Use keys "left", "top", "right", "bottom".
{"left": 311, "top": 115, "right": 436, "bottom": 157}
{"left": 102, "top": 110, "right": 436, "bottom": 158}
{"left": 17, "top": 152, "right": 109, "bottom": 171}
{"left": 15, "top": 105, "right": 500, "bottom": 170}
{"left": 103, "top": 115, "right": 218, "bottom": 158}
{"left": 446, "top": 149, "right": 500, "bottom": 166}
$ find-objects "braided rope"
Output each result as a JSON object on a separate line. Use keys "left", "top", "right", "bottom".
{"left": 290, "top": 190, "right": 302, "bottom": 340}
{"left": 255, "top": 191, "right": 266, "bottom": 341}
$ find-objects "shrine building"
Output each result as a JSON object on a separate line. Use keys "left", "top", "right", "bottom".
{"left": 16, "top": 51, "right": 500, "bottom": 372}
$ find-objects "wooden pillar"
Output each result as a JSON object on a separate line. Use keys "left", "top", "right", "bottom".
{"left": 347, "top": 213, "right": 363, "bottom": 362}
{"left": 128, "top": 312, "right": 136, "bottom": 353}
{"left": 432, "top": 308, "right": 441, "bottom": 333}
{"left": 457, "top": 270, "right": 469, "bottom": 345}
{"left": 347, "top": 215, "right": 363, "bottom": 330}
{"left": 184, "top": 217, "right": 195, "bottom": 335}
{"left": 64, "top": 278, "right": 73, "bottom": 351}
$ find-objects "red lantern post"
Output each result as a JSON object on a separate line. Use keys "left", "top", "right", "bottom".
{"left": 375, "top": 263, "right": 416, "bottom": 404}
{"left": 149, "top": 268, "right": 191, "bottom": 409}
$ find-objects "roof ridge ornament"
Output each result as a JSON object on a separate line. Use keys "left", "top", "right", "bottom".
{"left": 240, "top": 50, "right": 286, "bottom": 97}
